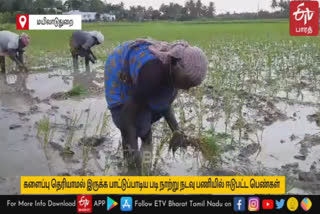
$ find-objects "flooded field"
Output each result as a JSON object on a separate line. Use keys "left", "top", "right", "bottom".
{"left": 1, "top": 34, "right": 320, "bottom": 194}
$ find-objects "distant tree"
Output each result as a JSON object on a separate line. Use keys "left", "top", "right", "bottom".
{"left": 128, "top": 6, "right": 136, "bottom": 21}
{"left": 151, "top": 9, "right": 161, "bottom": 20}
{"left": 0, "top": 0, "right": 10, "bottom": 12}
{"left": 127, "top": 5, "right": 146, "bottom": 21}
{"left": 207, "top": 1, "right": 215, "bottom": 17}
{"left": 277, "top": 0, "right": 289, "bottom": 17}
{"left": 271, "top": 0, "right": 278, "bottom": 9}
{"left": 201, "top": 5, "right": 207, "bottom": 17}
{"left": 195, "top": 0, "right": 202, "bottom": 17}
{"left": 258, "top": 10, "right": 271, "bottom": 18}
{"left": 159, "top": 4, "right": 169, "bottom": 19}
{"left": 79, "top": 0, "right": 90, "bottom": 12}
{"left": 55, "top": 0, "right": 63, "bottom": 11}
{"left": 0, "top": 0, "right": 63, "bottom": 13}
{"left": 185, "top": 0, "right": 197, "bottom": 18}
{"left": 180, "top": 7, "right": 189, "bottom": 20}
{"left": 145, "top": 6, "right": 153, "bottom": 20}
{"left": 0, "top": 0, "right": 292, "bottom": 23}
{"left": 278, "top": 0, "right": 289, "bottom": 11}
{"left": 64, "top": 0, "right": 82, "bottom": 11}
{"left": 278, "top": 0, "right": 283, "bottom": 10}
{"left": 34, "top": 0, "right": 56, "bottom": 9}
{"left": 136, "top": 6, "right": 146, "bottom": 21}
{"left": 89, "top": 0, "right": 104, "bottom": 13}
{"left": 169, "top": 3, "right": 184, "bottom": 20}
{"left": 110, "top": 2, "right": 127, "bottom": 20}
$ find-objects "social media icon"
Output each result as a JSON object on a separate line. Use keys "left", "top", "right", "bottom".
{"left": 121, "top": 197, "right": 133, "bottom": 212}
{"left": 107, "top": 197, "right": 118, "bottom": 211}
{"left": 287, "top": 197, "right": 298, "bottom": 212}
{"left": 276, "top": 199, "right": 285, "bottom": 209}
{"left": 262, "top": 199, "right": 274, "bottom": 210}
{"left": 300, "top": 197, "right": 312, "bottom": 211}
{"left": 77, "top": 195, "right": 92, "bottom": 213}
{"left": 248, "top": 197, "right": 260, "bottom": 212}
{"left": 233, "top": 197, "right": 245, "bottom": 212}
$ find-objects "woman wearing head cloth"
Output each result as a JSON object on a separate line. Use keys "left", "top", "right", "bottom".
{"left": 70, "top": 30, "right": 104, "bottom": 72}
{"left": 0, "top": 31, "right": 30, "bottom": 73}
{"left": 104, "top": 39, "right": 208, "bottom": 175}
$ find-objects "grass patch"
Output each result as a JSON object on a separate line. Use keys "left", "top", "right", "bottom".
{"left": 67, "top": 84, "right": 87, "bottom": 97}
{"left": 36, "top": 116, "right": 55, "bottom": 149}
{"left": 64, "top": 112, "right": 82, "bottom": 155}
{"left": 169, "top": 129, "right": 226, "bottom": 166}
{"left": 198, "top": 130, "right": 222, "bottom": 162}
{"left": 4, "top": 19, "right": 316, "bottom": 62}
{"left": 307, "top": 111, "right": 320, "bottom": 127}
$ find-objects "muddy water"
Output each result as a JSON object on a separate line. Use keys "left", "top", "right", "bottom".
{"left": 26, "top": 72, "right": 73, "bottom": 100}
{"left": 254, "top": 103, "right": 319, "bottom": 170}
{"left": 1, "top": 67, "right": 320, "bottom": 194}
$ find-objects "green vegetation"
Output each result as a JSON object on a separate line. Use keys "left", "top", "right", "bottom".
{"left": 20, "top": 19, "right": 320, "bottom": 176}
{"left": 36, "top": 116, "right": 54, "bottom": 149}
{"left": 67, "top": 84, "right": 87, "bottom": 97}
{"left": 199, "top": 130, "right": 221, "bottom": 162}
{"left": 64, "top": 112, "right": 82, "bottom": 155}
{"left": 5, "top": 20, "right": 314, "bottom": 62}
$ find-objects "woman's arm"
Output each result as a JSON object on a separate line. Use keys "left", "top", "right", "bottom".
{"left": 8, "top": 49, "right": 28, "bottom": 71}
{"left": 163, "top": 106, "right": 179, "bottom": 132}
{"left": 119, "top": 98, "right": 140, "bottom": 160}
{"left": 135, "top": 59, "right": 180, "bottom": 133}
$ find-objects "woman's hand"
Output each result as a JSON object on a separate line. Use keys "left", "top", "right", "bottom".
{"left": 168, "top": 129, "right": 187, "bottom": 154}
{"left": 163, "top": 106, "right": 188, "bottom": 153}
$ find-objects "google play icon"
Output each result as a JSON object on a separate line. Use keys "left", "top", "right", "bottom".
{"left": 107, "top": 197, "right": 118, "bottom": 211}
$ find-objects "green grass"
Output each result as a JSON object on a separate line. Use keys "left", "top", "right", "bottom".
{"left": 67, "top": 84, "right": 87, "bottom": 97}
{"left": 199, "top": 129, "right": 226, "bottom": 161}
{"left": 36, "top": 116, "right": 54, "bottom": 149}
{"left": 4, "top": 19, "right": 319, "bottom": 63}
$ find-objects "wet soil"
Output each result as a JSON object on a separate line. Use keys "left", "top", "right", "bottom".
{"left": 1, "top": 62, "right": 320, "bottom": 194}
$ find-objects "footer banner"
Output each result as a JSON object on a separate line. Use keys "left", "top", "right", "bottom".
{"left": 21, "top": 176, "right": 285, "bottom": 194}
{"left": 0, "top": 195, "right": 318, "bottom": 213}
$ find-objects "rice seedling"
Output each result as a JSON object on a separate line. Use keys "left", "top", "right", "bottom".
{"left": 198, "top": 130, "right": 221, "bottom": 165}
{"left": 153, "top": 121, "right": 171, "bottom": 173}
{"left": 94, "top": 111, "right": 110, "bottom": 137}
{"left": 83, "top": 108, "right": 92, "bottom": 137}
{"left": 67, "top": 84, "right": 87, "bottom": 97}
{"left": 81, "top": 143, "right": 91, "bottom": 175}
{"left": 99, "top": 111, "right": 110, "bottom": 137}
{"left": 36, "top": 115, "right": 56, "bottom": 175}
{"left": 36, "top": 115, "right": 55, "bottom": 149}
{"left": 63, "top": 111, "right": 82, "bottom": 155}
{"left": 194, "top": 86, "right": 205, "bottom": 137}
{"left": 103, "top": 143, "right": 123, "bottom": 175}
{"left": 176, "top": 96, "right": 186, "bottom": 129}
{"left": 94, "top": 113, "right": 103, "bottom": 136}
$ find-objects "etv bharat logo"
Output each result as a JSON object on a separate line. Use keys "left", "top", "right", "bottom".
{"left": 290, "top": 1, "right": 319, "bottom": 36}
{"left": 77, "top": 195, "right": 92, "bottom": 213}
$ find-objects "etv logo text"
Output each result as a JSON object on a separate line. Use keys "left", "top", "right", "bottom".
{"left": 290, "top": 1, "right": 319, "bottom": 36}
{"left": 77, "top": 195, "right": 92, "bottom": 213}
